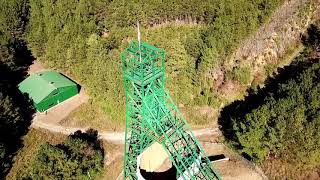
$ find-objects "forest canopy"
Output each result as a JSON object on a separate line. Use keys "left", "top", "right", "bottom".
{"left": 1, "top": 0, "right": 319, "bottom": 179}
{"left": 1, "top": 0, "right": 285, "bottom": 177}
{"left": 26, "top": 0, "right": 284, "bottom": 123}
{"left": 220, "top": 24, "right": 320, "bottom": 169}
{"left": 0, "top": 0, "right": 32, "bottom": 177}
{"left": 21, "top": 130, "right": 104, "bottom": 179}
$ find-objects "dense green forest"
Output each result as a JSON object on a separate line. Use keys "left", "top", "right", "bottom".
{"left": 26, "top": 0, "right": 284, "bottom": 123}
{"left": 0, "top": 0, "right": 33, "bottom": 178}
{"left": 2, "top": 0, "right": 319, "bottom": 178}
{"left": 219, "top": 23, "right": 320, "bottom": 176}
{"left": 21, "top": 130, "right": 104, "bottom": 179}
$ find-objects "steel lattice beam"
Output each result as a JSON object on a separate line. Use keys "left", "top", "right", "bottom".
{"left": 122, "top": 41, "right": 221, "bottom": 180}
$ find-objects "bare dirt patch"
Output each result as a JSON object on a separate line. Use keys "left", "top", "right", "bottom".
{"left": 101, "top": 142, "right": 124, "bottom": 180}
{"left": 27, "top": 60, "right": 48, "bottom": 74}
{"left": 261, "top": 158, "right": 320, "bottom": 180}
{"left": 140, "top": 142, "right": 170, "bottom": 172}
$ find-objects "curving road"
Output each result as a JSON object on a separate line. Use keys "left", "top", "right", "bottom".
{"left": 31, "top": 120, "right": 221, "bottom": 144}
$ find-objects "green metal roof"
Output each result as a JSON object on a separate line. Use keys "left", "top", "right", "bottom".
{"left": 18, "top": 71, "right": 76, "bottom": 103}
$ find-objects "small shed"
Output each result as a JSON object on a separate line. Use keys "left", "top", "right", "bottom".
{"left": 18, "top": 71, "right": 79, "bottom": 112}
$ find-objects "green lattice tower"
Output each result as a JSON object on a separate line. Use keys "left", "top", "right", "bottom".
{"left": 121, "top": 41, "right": 221, "bottom": 180}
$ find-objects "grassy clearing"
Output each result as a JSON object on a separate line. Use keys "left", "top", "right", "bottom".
{"left": 60, "top": 101, "right": 125, "bottom": 131}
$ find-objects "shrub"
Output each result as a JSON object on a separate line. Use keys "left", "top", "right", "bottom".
{"left": 230, "top": 60, "right": 320, "bottom": 165}
{"left": 24, "top": 130, "right": 104, "bottom": 179}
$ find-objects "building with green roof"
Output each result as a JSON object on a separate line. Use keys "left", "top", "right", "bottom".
{"left": 18, "top": 71, "right": 79, "bottom": 112}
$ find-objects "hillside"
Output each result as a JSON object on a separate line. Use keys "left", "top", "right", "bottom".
{"left": 25, "top": 0, "right": 295, "bottom": 127}
{"left": 1, "top": 0, "right": 320, "bottom": 179}
{"left": 219, "top": 21, "right": 320, "bottom": 179}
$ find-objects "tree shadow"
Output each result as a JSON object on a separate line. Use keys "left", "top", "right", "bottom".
{"left": 60, "top": 73, "right": 81, "bottom": 93}
{"left": 218, "top": 50, "right": 319, "bottom": 144}
{"left": 218, "top": 23, "right": 320, "bottom": 145}
{"left": 69, "top": 129, "right": 104, "bottom": 154}
{"left": 301, "top": 24, "right": 320, "bottom": 51}
{"left": 0, "top": 39, "right": 35, "bottom": 178}
{"left": 139, "top": 155, "right": 227, "bottom": 180}
{"left": 207, "top": 154, "right": 227, "bottom": 162}
{"left": 140, "top": 165, "right": 177, "bottom": 180}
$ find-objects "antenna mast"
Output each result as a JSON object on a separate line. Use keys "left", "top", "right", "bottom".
{"left": 137, "top": 21, "right": 142, "bottom": 62}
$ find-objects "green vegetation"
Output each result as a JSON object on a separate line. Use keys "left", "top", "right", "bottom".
{"left": 0, "top": 94, "right": 23, "bottom": 176}
{"left": 0, "top": 0, "right": 33, "bottom": 178}
{"left": 62, "top": 102, "right": 123, "bottom": 131}
{"left": 219, "top": 24, "right": 320, "bottom": 176}
{"left": 0, "top": 0, "right": 286, "bottom": 176}
{"left": 7, "top": 129, "right": 122, "bottom": 180}
{"left": 25, "top": 0, "right": 284, "bottom": 124}
{"left": 236, "top": 60, "right": 320, "bottom": 164}
{"left": 22, "top": 129, "right": 104, "bottom": 179}
{"left": 225, "top": 66, "right": 251, "bottom": 84}
{"left": 0, "top": 0, "right": 318, "bottom": 179}
{"left": 7, "top": 129, "right": 66, "bottom": 179}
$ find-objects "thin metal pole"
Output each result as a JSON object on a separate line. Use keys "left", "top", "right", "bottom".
{"left": 137, "top": 21, "right": 142, "bottom": 63}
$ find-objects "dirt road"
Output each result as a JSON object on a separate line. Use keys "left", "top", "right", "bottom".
{"left": 31, "top": 120, "right": 221, "bottom": 144}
